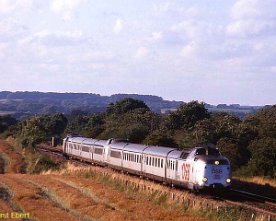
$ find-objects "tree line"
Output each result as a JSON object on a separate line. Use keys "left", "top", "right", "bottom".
{"left": 1, "top": 98, "right": 275, "bottom": 178}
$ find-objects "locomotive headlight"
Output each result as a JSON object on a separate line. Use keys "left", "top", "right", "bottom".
{"left": 214, "top": 160, "right": 219, "bottom": 165}
{"left": 202, "top": 177, "right": 208, "bottom": 182}
{"left": 226, "top": 178, "right": 231, "bottom": 183}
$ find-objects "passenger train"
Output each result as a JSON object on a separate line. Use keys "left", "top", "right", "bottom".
{"left": 63, "top": 135, "right": 231, "bottom": 191}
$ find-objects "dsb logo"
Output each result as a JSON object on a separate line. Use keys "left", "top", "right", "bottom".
{"left": 212, "top": 168, "right": 222, "bottom": 174}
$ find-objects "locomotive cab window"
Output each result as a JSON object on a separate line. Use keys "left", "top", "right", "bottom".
{"left": 195, "top": 147, "right": 220, "bottom": 156}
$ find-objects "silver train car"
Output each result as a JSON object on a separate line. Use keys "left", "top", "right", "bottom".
{"left": 63, "top": 135, "right": 231, "bottom": 191}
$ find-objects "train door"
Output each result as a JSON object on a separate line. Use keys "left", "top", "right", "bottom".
{"left": 142, "top": 154, "right": 147, "bottom": 173}
{"left": 166, "top": 159, "right": 176, "bottom": 181}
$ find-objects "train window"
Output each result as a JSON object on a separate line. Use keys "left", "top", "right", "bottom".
{"left": 94, "top": 148, "right": 103, "bottom": 155}
{"left": 195, "top": 147, "right": 220, "bottom": 156}
{"left": 180, "top": 152, "right": 189, "bottom": 159}
{"left": 110, "top": 150, "right": 121, "bottom": 159}
{"left": 82, "top": 146, "right": 90, "bottom": 152}
{"left": 208, "top": 148, "right": 221, "bottom": 156}
{"left": 195, "top": 148, "right": 206, "bottom": 156}
{"left": 161, "top": 159, "right": 163, "bottom": 168}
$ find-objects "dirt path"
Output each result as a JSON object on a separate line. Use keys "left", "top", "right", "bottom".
{"left": 0, "top": 140, "right": 25, "bottom": 174}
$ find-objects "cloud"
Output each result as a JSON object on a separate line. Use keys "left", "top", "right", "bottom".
{"left": 0, "top": 0, "right": 33, "bottom": 14}
{"left": 50, "top": 0, "right": 85, "bottom": 21}
{"left": 0, "top": 19, "right": 28, "bottom": 42}
{"left": 180, "top": 41, "right": 197, "bottom": 58}
{"left": 20, "top": 30, "right": 89, "bottom": 47}
{"left": 113, "top": 18, "right": 123, "bottom": 34}
{"left": 150, "top": 32, "right": 163, "bottom": 42}
{"left": 134, "top": 46, "right": 149, "bottom": 60}
{"left": 226, "top": 0, "right": 276, "bottom": 37}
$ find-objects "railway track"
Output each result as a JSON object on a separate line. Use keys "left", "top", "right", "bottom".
{"left": 36, "top": 144, "right": 276, "bottom": 219}
{"left": 225, "top": 189, "right": 276, "bottom": 218}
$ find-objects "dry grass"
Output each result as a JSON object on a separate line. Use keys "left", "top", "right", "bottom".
{"left": 0, "top": 140, "right": 25, "bottom": 173}
{"left": 234, "top": 176, "right": 276, "bottom": 188}
{"left": 28, "top": 179, "right": 98, "bottom": 221}
{"left": 0, "top": 175, "right": 76, "bottom": 221}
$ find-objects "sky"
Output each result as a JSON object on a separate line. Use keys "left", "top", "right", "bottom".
{"left": 0, "top": 0, "right": 275, "bottom": 105}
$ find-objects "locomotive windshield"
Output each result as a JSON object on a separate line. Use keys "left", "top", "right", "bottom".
{"left": 195, "top": 147, "right": 220, "bottom": 156}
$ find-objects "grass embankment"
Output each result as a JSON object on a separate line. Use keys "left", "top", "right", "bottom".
{"left": 45, "top": 164, "right": 260, "bottom": 221}
{"left": 2, "top": 138, "right": 60, "bottom": 174}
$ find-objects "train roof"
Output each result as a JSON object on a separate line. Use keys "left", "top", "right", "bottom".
{"left": 67, "top": 136, "right": 107, "bottom": 146}
{"left": 143, "top": 146, "right": 176, "bottom": 157}
{"left": 82, "top": 138, "right": 99, "bottom": 145}
{"left": 108, "top": 142, "right": 128, "bottom": 150}
{"left": 68, "top": 137, "right": 86, "bottom": 143}
{"left": 124, "top": 143, "right": 148, "bottom": 153}
{"left": 167, "top": 150, "right": 183, "bottom": 159}
{"left": 94, "top": 140, "right": 108, "bottom": 147}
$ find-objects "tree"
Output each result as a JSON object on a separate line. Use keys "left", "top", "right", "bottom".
{"left": 144, "top": 131, "right": 178, "bottom": 147}
{"left": 164, "top": 101, "right": 209, "bottom": 130}
{"left": 0, "top": 115, "right": 17, "bottom": 133}
{"left": 106, "top": 98, "right": 150, "bottom": 115}
{"left": 16, "top": 114, "right": 68, "bottom": 147}
{"left": 217, "top": 138, "right": 242, "bottom": 171}
{"left": 247, "top": 138, "right": 276, "bottom": 177}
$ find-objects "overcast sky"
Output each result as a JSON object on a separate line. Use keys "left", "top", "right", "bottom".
{"left": 0, "top": 0, "right": 275, "bottom": 105}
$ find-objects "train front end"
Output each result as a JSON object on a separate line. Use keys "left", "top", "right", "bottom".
{"left": 192, "top": 147, "right": 231, "bottom": 190}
